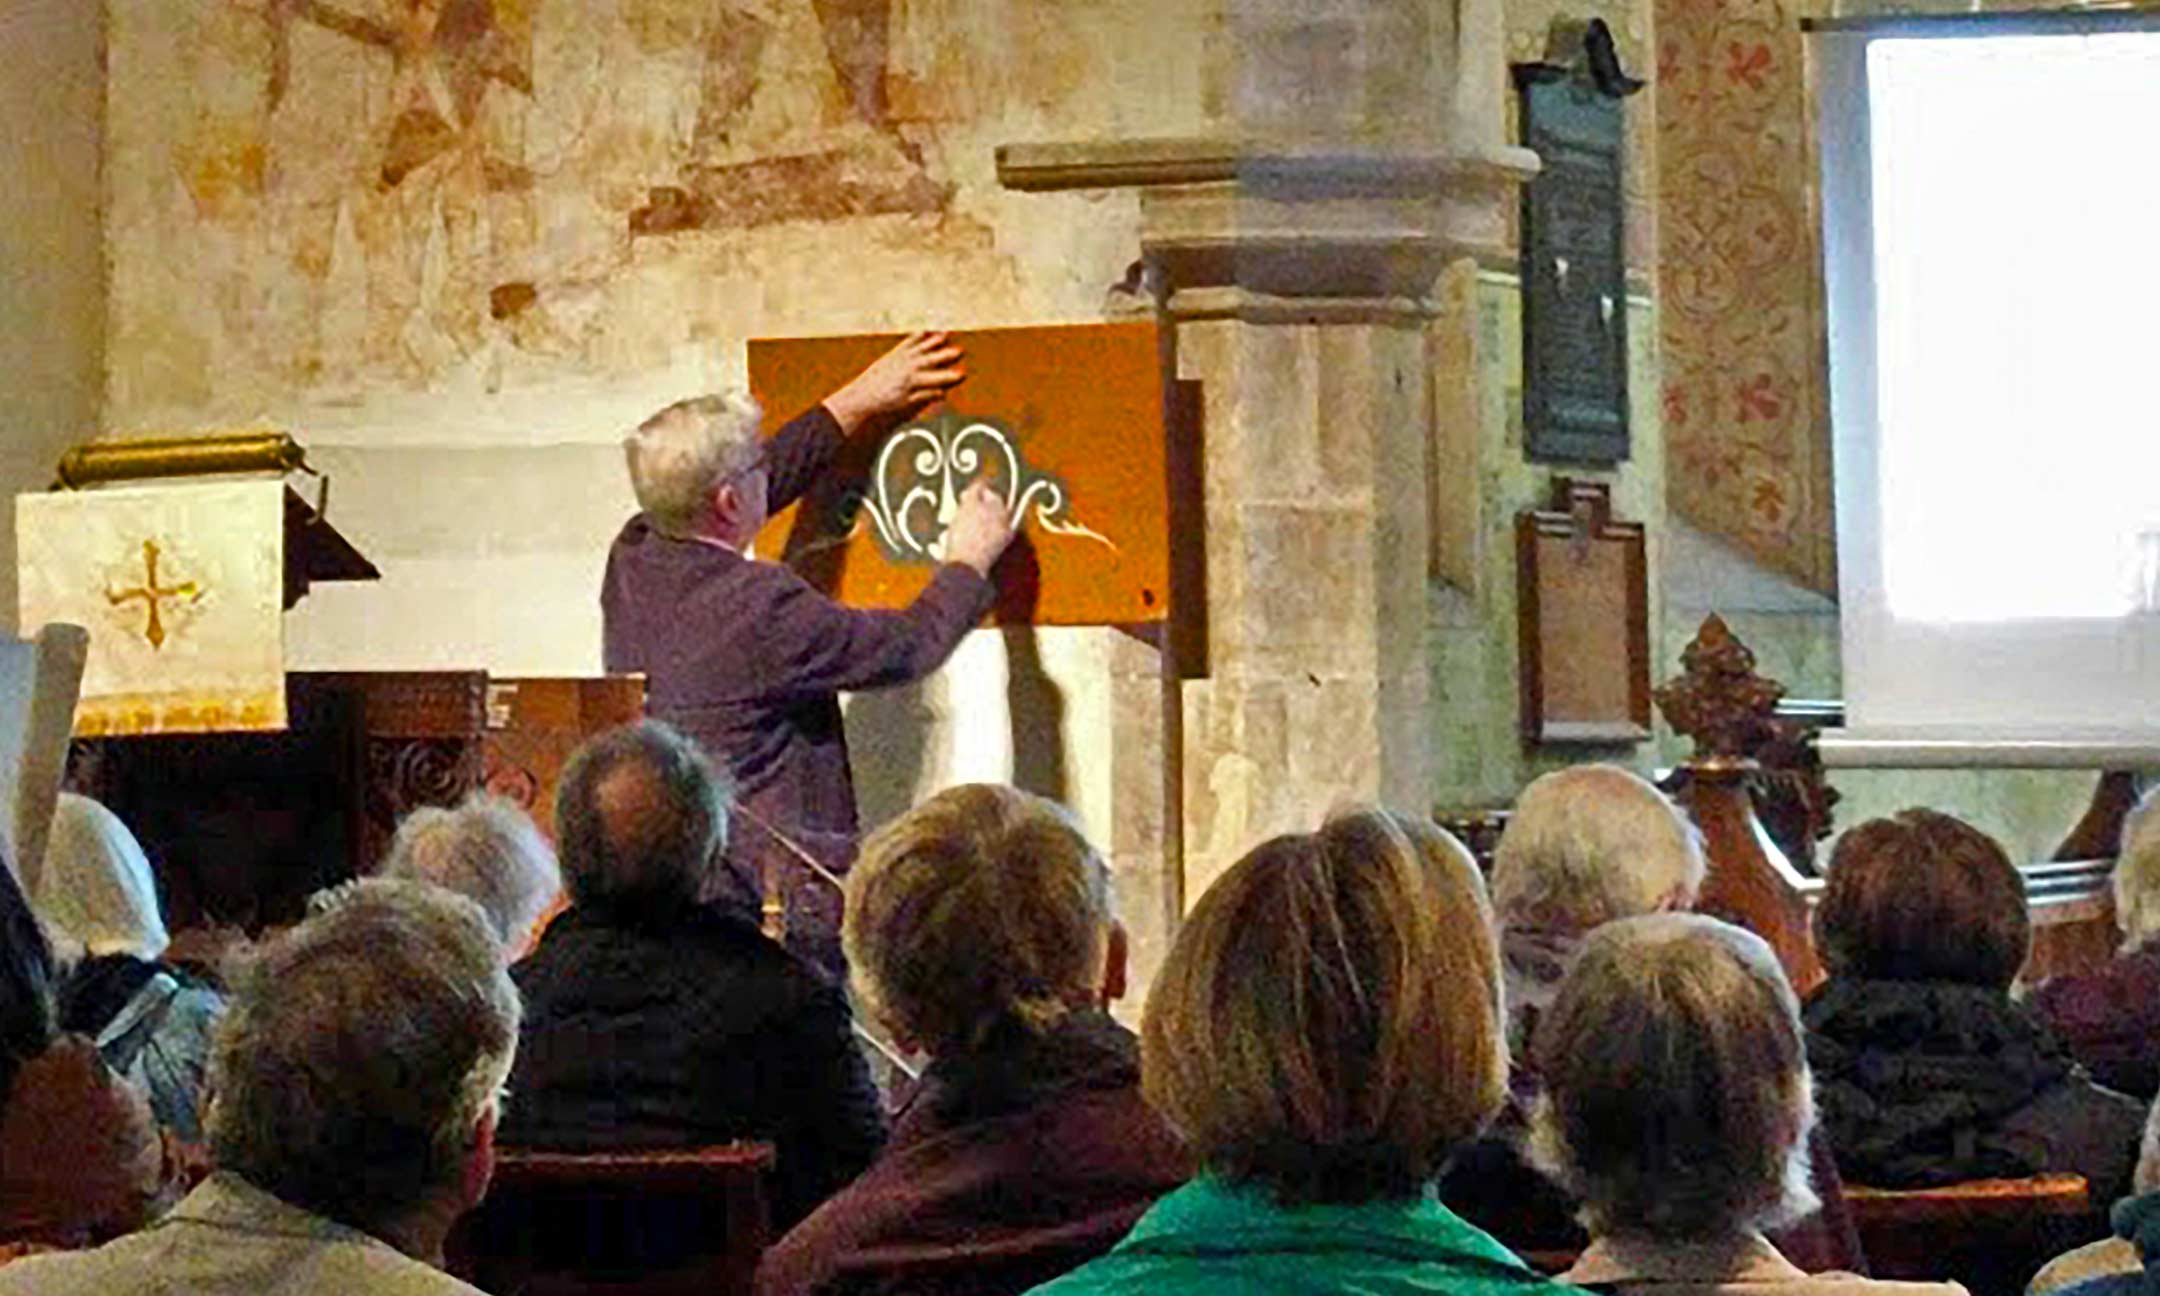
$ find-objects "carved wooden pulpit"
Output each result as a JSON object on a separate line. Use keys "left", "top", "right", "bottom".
{"left": 18, "top": 435, "right": 637, "bottom": 931}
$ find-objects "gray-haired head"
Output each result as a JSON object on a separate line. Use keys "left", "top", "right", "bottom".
{"left": 2115, "top": 786, "right": 2160, "bottom": 952}
{"left": 207, "top": 877, "right": 519, "bottom": 1237}
{"left": 624, "top": 391, "right": 764, "bottom": 539}
{"left": 1528, "top": 912, "right": 1817, "bottom": 1242}
{"left": 1492, "top": 764, "right": 1706, "bottom": 936}
{"left": 555, "top": 721, "right": 730, "bottom": 912}
{"left": 382, "top": 793, "right": 560, "bottom": 957}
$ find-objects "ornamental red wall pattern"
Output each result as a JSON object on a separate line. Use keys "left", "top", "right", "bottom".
{"left": 1654, "top": 0, "right": 1837, "bottom": 596}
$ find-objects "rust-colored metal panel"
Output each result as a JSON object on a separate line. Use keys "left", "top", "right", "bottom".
{"left": 749, "top": 322, "right": 1169, "bottom": 626}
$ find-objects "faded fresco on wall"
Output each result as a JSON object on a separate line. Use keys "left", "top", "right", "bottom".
{"left": 105, "top": 0, "right": 1212, "bottom": 430}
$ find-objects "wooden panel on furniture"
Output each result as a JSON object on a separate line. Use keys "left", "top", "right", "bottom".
{"left": 66, "top": 670, "right": 487, "bottom": 931}
{"left": 481, "top": 677, "right": 646, "bottom": 843}
{"left": 750, "top": 323, "right": 1170, "bottom": 627}
{"left": 2024, "top": 858, "right": 2120, "bottom": 983}
{"left": 1845, "top": 1174, "right": 2091, "bottom": 1296}
{"left": 1516, "top": 479, "right": 1651, "bottom": 745}
{"left": 446, "top": 1143, "right": 776, "bottom": 1296}
{"left": 1656, "top": 615, "right": 1825, "bottom": 996}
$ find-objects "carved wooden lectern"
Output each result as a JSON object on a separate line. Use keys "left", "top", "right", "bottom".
{"left": 20, "top": 435, "right": 637, "bottom": 932}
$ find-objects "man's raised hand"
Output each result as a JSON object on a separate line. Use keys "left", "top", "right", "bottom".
{"left": 944, "top": 478, "right": 1017, "bottom": 578}
{"left": 823, "top": 330, "right": 966, "bottom": 434}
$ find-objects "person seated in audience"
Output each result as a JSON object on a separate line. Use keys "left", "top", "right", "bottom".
{"left": 2031, "top": 787, "right": 2160, "bottom": 1102}
{"left": 382, "top": 792, "right": 562, "bottom": 962}
{"left": 0, "top": 847, "right": 166, "bottom": 1252}
{"left": 757, "top": 784, "right": 1190, "bottom": 1296}
{"left": 1805, "top": 809, "right": 2142, "bottom": 1207}
{"left": 1535, "top": 912, "right": 1966, "bottom": 1295}
{"left": 1441, "top": 764, "right": 1863, "bottom": 1272}
{"left": 2029, "top": 1093, "right": 2160, "bottom": 1296}
{"left": 503, "top": 720, "right": 884, "bottom": 1229}
{"left": 0, "top": 877, "right": 515, "bottom": 1294}
{"left": 34, "top": 793, "right": 225, "bottom": 1142}
{"left": 1029, "top": 808, "right": 1564, "bottom": 1296}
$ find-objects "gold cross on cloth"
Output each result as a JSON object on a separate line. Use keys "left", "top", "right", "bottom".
{"left": 106, "top": 540, "right": 203, "bottom": 651}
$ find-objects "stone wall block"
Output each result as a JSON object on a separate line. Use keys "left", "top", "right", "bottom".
{"left": 1314, "top": 325, "right": 1380, "bottom": 499}
{"left": 1284, "top": 675, "right": 1386, "bottom": 805}
{"left": 1219, "top": 323, "right": 1322, "bottom": 504}
{"left": 1179, "top": 674, "right": 1300, "bottom": 904}
{"left": 1225, "top": 502, "right": 1378, "bottom": 681}
{"left": 1107, "top": 673, "right": 1168, "bottom": 858}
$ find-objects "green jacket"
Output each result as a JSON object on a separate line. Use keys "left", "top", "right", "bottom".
{"left": 1027, "top": 1174, "right": 1581, "bottom": 1296}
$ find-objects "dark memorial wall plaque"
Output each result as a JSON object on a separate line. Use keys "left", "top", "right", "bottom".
{"left": 1516, "top": 30, "right": 1637, "bottom": 464}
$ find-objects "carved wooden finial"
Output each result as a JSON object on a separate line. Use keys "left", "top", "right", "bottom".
{"left": 1655, "top": 614, "right": 1785, "bottom": 765}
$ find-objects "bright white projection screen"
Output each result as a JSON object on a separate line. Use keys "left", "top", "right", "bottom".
{"left": 1812, "top": 12, "right": 2160, "bottom": 767}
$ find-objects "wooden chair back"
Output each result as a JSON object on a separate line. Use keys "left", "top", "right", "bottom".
{"left": 446, "top": 1143, "right": 776, "bottom": 1296}
{"left": 1844, "top": 1173, "right": 2092, "bottom": 1296}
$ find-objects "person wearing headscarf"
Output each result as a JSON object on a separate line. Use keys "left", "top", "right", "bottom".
{"left": 1, "top": 844, "right": 166, "bottom": 1250}
{"left": 34, "top": 793, "right": 225, "bottom": 1143}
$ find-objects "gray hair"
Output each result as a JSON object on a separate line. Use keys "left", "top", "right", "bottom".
{"left": 383, "top": 793, "right": 560, "bottom": 955}
{"left": 2115, "top": 787, "right": 2160, "bottom": 951}
{"left": 556, "top": 721, "right": 730, "bottom": 911}
{"left": 208, "top": 878, "right": 519, "bottom": 1234}
{"left": 1492, "top": 764, "right": 1706, "bottom": 935}
{"left": 624, "top": 391, "right": 764, "bottom": 538}
{"left": 1527, "top": 913, "right": 1817, "bottom": 1241}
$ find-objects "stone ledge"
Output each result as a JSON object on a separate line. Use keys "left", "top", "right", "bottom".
{"left": 996, "top": 136, "right": 1540, "bottom": 195}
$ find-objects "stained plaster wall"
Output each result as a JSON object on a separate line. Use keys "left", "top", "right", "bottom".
{"left": 1, "top": 0, "right": 105, "bottom": 637}
{"left": 101, "top": 0, "right": 1225, "bottom": 1005}
{"left": 1429, "top": 268, "right": 1668, "bottom": 811}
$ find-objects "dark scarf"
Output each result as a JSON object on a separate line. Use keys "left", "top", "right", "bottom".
{"left": 1804, "top": 976, "right": 2075, "bottom": 1187}
{"left": 55, "top": 954, "right": 160, "bottom": 1039}
{"left": 913, "top": 1008, "right": 1140, "bottom": 1128}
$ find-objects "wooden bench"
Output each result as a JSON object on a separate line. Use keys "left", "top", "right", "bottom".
{"left": 1845, "top": 1174, "right": 2092, "bottom": 1296}
{"left": 446, "top": 1143, "right": 777, "bottom": 1296}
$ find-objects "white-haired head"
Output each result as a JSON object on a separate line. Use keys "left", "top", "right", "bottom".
{"left": 623, "top": 391, "right": 764, "bottom": 539}
{"left": 382, "top": 793, "right": 560, "bottom": 959}
{"left": 2114, "top": 786, "right": 2160, "bottom": 952}
{"left": 1491, "top": 764, "right": 1706, "bottom": 937}
{"left": 34, "top": 793, "right": 167, "bottom": 962}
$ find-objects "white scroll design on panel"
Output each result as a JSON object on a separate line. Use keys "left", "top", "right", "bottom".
{"left": 830, "top": 414, "right": 1118, "bottom": 565}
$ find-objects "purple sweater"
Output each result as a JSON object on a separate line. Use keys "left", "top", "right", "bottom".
{"left": 601, "top": 406, "right": 994, "bottom": 972}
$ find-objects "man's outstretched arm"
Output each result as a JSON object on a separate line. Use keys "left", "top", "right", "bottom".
{"left": 760, "top": 480, "right": 1015, "bottom": 697}
{"left": 765, "top": 331, "right": 966, "bottom": 514}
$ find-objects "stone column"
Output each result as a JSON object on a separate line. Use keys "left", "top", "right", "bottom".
{"left": 1002, "top": 0, "right": 1536, "bottom": 908}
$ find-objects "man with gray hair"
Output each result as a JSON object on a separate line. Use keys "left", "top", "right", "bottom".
{"left": 503, "top": 720, "right": 883, "bottom": 1230}
{"left": 604, "top": 333, "right": 1016, "bottom": 978}
{"left": 0, "top": 879, "right": 518, "bottom": 1295}
{"left": 382, "top": 792, "right": 561, "bottom": 961}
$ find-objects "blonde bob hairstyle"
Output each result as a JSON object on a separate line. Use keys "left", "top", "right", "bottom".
{"left": 1491, "top": 764, "right": 1705, "bottom": 935}
{"left": 1529, "top": 913, "right": 1817, "bottom": 1241}
{"left": 844, "top": 784, "right": 1111, "bottom": 1054}
{"left": 1141, "top": 807, "right": 1506, "bottom": 1206}
{"left": 624, "top": 391, "right": 764, "bottom": 538}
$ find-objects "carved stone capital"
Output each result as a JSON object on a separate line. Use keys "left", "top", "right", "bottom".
{"left": 995, "top": 137, "right": 1539, "bottom": 316}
